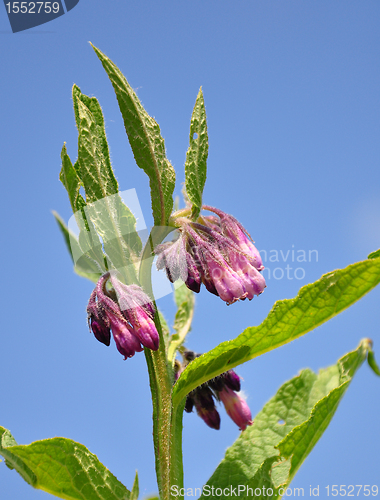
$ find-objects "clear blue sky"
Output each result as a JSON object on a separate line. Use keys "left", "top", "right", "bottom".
{"left": 1, "top": 1, "right": 380, "bottom": 499}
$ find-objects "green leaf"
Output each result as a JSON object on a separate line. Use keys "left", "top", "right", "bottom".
{"left": 73, "top": 86, "right": 142, "bottom": 255}
{"left": 75, "top": 93, "right": 118, "bottom": 204}
{"left": 368, "top": 350, "right": 380, "bottom": 376}
{"left": 0, "top": 427, "right": 130, "bottom": 500}
{"left": 58, "top": 142, "right": 107, "bottom": 278}
{"left": 167, "top": 285, "right": 195, "bottom": 363}
{"left": 130, "top": 471, "right": 139, "bottom": 500}
{"left": 58, "top": 87, "right": 143, "bottom": 284}
{"left": 173, "top": 256, "right": 380, "bottom": 407}
{"left": 368, "top": 249, "right": 380, "bottom": 259}
{"left": 59, "top": 144, "right": 86, "bottom": 214}
{"left": 185, "top": 88, "right": 208, "bottom": 219}
{"left": 73, "top": 91, "right": 142, "bottom": 283}
{"left": 72, "top": 84, "right": 117, "bottom": 195}
{"left": 199, "top": 340, "right": 372, "bottom": 500}
{"left": 91, "top": 44, "right": 176, "bottom": 226}
{"left": 53, "top": 211, "right": 102, "bottom": 283}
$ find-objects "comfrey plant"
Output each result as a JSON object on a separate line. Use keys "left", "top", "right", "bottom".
{"left": 1, "top": 44, "right": 380, "bottom": 500}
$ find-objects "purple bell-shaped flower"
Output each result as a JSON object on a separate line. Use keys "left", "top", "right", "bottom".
{"left": 87, "top": 273, "right": 159, "bottom": 359}
{"left": 155, "top": 206, "right": 266, "bottom": 305}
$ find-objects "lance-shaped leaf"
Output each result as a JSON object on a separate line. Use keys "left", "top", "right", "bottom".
{"left": 91, "top": 44, "right": 176, "bottom": 226}
{"left": 367, "top": 348, "right": 380, "bottom": 376}
{"left": 0, "top": 427, "right": 130, "bottom": 500}
{"left": 130, "top": 471, "right": 139, "bottom": 500}
{"left": 74, "top": 92, "right": 142, "bottom": 283}
{"left": 73, "top": 85, "right": 142, "bottom": 255}
{"left": 167, "top": 284, "right": 195, "bottom": 362}
{"left": 59, "top": 144, "right": 86, "bottom": 214}
{"left": 199, "top": 339, "right": 373, "bottom": 500}
{"left": 59, "top": 97, "right": 142, "bottom": 282}
{"left": 58, "top": 145, "right": 106, "bottom": 281}
{"left": 53, "top": 211, "right": 103, "bottom": 283}
{"left": 173, "top": 255, "right": 380, "bottom": 407}
{"left": 72, "top": 84, "right": 117, "bottom": 193}
{"left": 185, "top": 88, "right": 208, "bottom": 219}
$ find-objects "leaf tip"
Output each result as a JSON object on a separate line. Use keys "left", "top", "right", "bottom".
{"left": 368, "top": 249, "right": 380, "bottom": 260}
{"left": 367, "top": 347, "right": 380, "bottom": 377}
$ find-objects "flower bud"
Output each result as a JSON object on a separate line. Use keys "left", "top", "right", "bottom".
{"left": 209, "top": 369, "right": 241, "bottom": 392}
{"left": 110, "top": 277, "right": 159, "bottom": 351}
{"left": 218, "top": 386, "right": 253, "bottom": 431}
{"left": 193, "top": 387, "right": 221, "bottom": 430}
{"left": 178, "top": 351, "right": 252, "bottom": 431}
{"left": 87, "top": 289, "right": 111, "bottom": 346}
{"left": 87, "top": 273, "right": 159, "bottom": 359}
{"left": 108, "top": 315, "right": 143, "bottom": 359}
{"left": 155, "top": 206, "right": 266, "bottom": 305}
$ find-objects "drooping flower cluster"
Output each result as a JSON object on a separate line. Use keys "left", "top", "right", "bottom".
{"left": 175, "top": 351, "right": 253, "bottom": 431}
{"left": 155, "top": 206, "right": 266, "bottom": 305}
{"left": 87, "top": 272, "right": 159, "bottom": 359}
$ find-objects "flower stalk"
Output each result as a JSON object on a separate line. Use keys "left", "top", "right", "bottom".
{"left": 139, "top": 229, "right": 184, "bottom": 500}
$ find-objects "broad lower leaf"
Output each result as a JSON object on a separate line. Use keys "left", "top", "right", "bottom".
{"left": 173, "top": 255, "right": 380, "bottom": 406}
{"left": 91, "top": 44, "right": 176, "bottom": 226}
{"left": 168, "top": 285, "right": 195, "bottom": 362}
{"left": 185, "top": 88, "right": 208, "bottom": 219}
{"left": 199, "top": 340, "right": 372, "bottom": 500}
{"left": 0, "top": 427, "right": 130, "bottom": 500}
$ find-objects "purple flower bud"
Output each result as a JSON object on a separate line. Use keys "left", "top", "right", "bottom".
{"left": 206, "top": 256, "right": 247, "bottom": 304}
{"left": 108, "top": 315, "right": 143, "bottom": 359}
{"left": 156, "top": 207, "right": 266, "bottom": 304}
{"left": 194, "top": 403, "right": 221, "bottom": 430}
{"left": 193, "top": 387, "right": 221, "bottom": 430}
{"left": 90, "top": 318, "right": 111, "bottom": 346}
{"left": 204, "top": 206, "right": 264, "bottom": 271}
{"left": 184, "top": 246, "right": 203, "bottom": 293}
{"left": 218, "top": 386, "right": 253, "bottom": 431}
{"left": 110, "top": 276, "right": 159, "bottom": 351}
{"left": 87, "top": 289, "right": 111, "bottom": 346}
{"left": 228, "top": 253, "right": 266, "bottom": 300}
{"left": 87, "top": 273, "right": 158, "bottom": 359}
{"left": 224, "top": 370, "right": 241, "bottom": 392}
{"left": 180, "top": 353, "right": 249, "bottom": 430}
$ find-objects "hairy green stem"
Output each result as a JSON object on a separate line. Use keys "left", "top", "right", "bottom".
{"left": 139, "top": 229, "right": 184, "bottom": 500}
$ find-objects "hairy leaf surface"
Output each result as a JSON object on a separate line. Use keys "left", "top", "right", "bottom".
{"left": 0, "top": 427, "right": 130, "bottom": 500}
{"left": 199, "top": 340, "right": 372, "bottom": 500}
{"left": 185, "top": 88, "right": 208, "bottom": 219}
{"left": 73, "top": 90, "right": 141, "bottom": 283}
{"left": 91, "top": 44, "right": 175, "bottom": 226}
{"left": 173, "top": 256, "right": 380, "bottom": 406}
